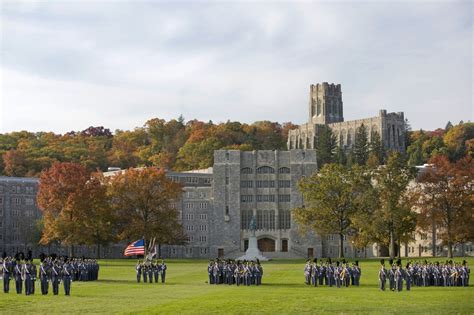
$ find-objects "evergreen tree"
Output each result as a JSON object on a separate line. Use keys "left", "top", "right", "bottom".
{"left": 335, "top": 146, "right": 347, "bottom": 166}
{"left": 315, "top": 125, "right": 337, "bottom": 168}
{"left": 369, "top": 131, "right": 385, "bottom": 165}
{"left": 353, "top": 124, "right": 369, "bottom": 165}
{"left": 445, "top": 121, "right": 453, "bottom": 131}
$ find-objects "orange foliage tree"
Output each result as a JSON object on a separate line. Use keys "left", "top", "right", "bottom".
{"left": 108, "top": 167, "right": 186, "bottom": 255}
{"left": 414, "top": 155, "right": 474, "bottom": 257}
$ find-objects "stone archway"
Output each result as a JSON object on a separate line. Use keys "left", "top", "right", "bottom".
{"left": 258, "top": 237, "right": 275, "bottom": 252}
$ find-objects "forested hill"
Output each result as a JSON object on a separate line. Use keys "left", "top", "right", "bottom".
{"left": 0, "top": 118, "right": 296, "bottom": 177}
{"left": 0, "top": 117, "right": 472, "bottom": 177}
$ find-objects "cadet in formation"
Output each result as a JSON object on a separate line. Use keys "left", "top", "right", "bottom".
{"left": 304, "top": 258, "right": 361, "bottom": 288}
{"left": 378, "top": 259, "right": 470, "bottom": 292}
{"left": 135, "top": 259, "right": 167, "bottom": 284}
{"left": 207, "top": 259, "right": 263, "bottom": 286}
{"left": 1, "top": 252, "right": 100, "bottom": 296}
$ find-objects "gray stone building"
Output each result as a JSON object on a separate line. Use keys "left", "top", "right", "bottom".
{"left": 287, "top": 82, "right": 406, "bottom": 153}
{"left": 0, "top": 176, "right": 42, "bottom": 255}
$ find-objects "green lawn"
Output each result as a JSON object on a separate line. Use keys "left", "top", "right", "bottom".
{"left": 0, "top": 258, "right": 473, "bottom": 314}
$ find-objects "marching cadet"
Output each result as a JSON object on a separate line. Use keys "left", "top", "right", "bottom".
{"left": 23, "top": 259, "right": 32, "bottom": 295}
{"left": 147, "top": 262, "right": 153, "bottom": 284}
{"left": 14, "top": 258, "right": 23, "bottom": 294}
{"left": 304, "top": 259, "right": 311, "bottom": 285}
{"left": 30, "top": 259, "right": 37, "bottom": 295}
{"left": 51, "top": 259, "right": 61, "bottom": 295}
{"left": 39, "top": 257, "right": 49, "bottom": 295}
{"left": 207, "top": 260, "right": 214, "bottom": 284}
{"left": 142, "top": 263, "right": 148, "bottom": 283}
{"left": 334, "top": 261, "right": 341, "bottom": 288}
{"left": 153, "top": 261, "right": 160, "bottom": 283}
{"left": 62, "top": 258, "right": 73, "bottom": 296}
{"left": 311, "top": 259, "right": 318, "bottom": 287}
{"left": 255, "top": 261, "right": 263, "bottom": 286}
{"left": 3, "top": 256, "right": 11, "bottom": 293}
{"left": 379, "top": 259, "right": 387, "bottom": 291}
{"left": 343, "top": 263, "right": 351, "bottom": 287}
{"left": 318, "top": 261, "right": 325, "bottom": 285}
{"left": 395, "top": 261, "right": 403, "bottom": 292}
{"left": 160, "top": 260, "right": 167, "bottom": 284}
{"left": 352, "top": 261, "right": 361, "bottom": 286}
{"left": 388, "top": 260, "right": 396, "bottom": 291}
{"left": 135, "top": 260, "right": 142, "bottom": 283}
{"left": 327, "top": 260, "right": 334, "bottom": 287}
{"left": 405, "top": 262, "right": 412, "bottom": 291}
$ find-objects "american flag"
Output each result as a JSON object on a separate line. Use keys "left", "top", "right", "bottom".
{"left": 124, "top": 239, "right": 145, "bottom": 256}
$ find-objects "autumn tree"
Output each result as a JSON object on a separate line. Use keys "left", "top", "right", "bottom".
{"left": 108, "top": 167, "right": 185, "bottom": 252}
{"left": 373, "top": 152, "right": 416, "bottom": 259}
{"left": 37, "top": 162, "right": 95, "bottom": 256}
{"left": 294, "top": 164, "right": 373, "bottom": 258}
{"left": 413, "top": 155, "right": 474, "bottom": 258}
{"left": 368, "top": 131, "right": 384, "bottom": 166}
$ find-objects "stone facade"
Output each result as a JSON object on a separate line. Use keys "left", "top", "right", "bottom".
{"left": 287, "top": 82, "right": 406, "bottom": 153}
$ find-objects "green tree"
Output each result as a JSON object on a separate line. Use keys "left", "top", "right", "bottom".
{"left": 315, "top": 125, "right": 337, "bottom": 168}
{"left": 373, "top": 152, "right": 416, "bottom": 259}
{"left": 353, "top": 124, "right": 369, "bottom": 165}
{"left": 294, "top": 164, "right": 373, "bottom": 257}
{"left": 368, "top": 131, "right": 384, "bottom": 166}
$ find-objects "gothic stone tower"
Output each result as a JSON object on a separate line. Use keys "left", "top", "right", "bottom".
{"left": 309, "top": 82, "right": 344, "bottom": 125}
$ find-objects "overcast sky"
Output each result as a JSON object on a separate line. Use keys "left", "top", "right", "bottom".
{"left": 1, "top": 1, "right": 472, "bottom": 134}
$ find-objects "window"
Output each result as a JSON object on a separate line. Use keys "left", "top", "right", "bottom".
{"left": 241, "top": 210, "right": 253, "bottom": 230}
{"left": 240, "top": 180, "right": 253, "bottom": 188}
{"left": 0, "top": 197, "right": 3, "bottom": 205}
{"left": 278, "top": 180, "right": 291, "bottom": 188}
{"left": 278, "top": 167, "right": 290, "bottom": 174}
{"left": 241, "top": 195, "right": 253, "bottom": 203}
{"left": 420, "top": 233, "right": 428, "bottom": 240}
{"left": 256, "top": 166, "right": 275, "bottom": 174}
{"left": 256, "top": 210, "right": 275, "bottom": 230}
{"left": 199, "top": 202, "right": 208, "bottom": 209}
{"left": 256, "top": 180, "right": 275, "bottom": 188}
{"left": 256, "top": 195, "right": 275, "bottom": 202}
{"left": 241, "top": 167, "right": 253, "bottom": 174}
{"left": 25, "top": 198, "right": 34, "bottom": 206}
{"left": 199, "top": 225, "right": 207, "bottom": 231}
{"left": 278, "top": 210, "right": 291, "bottom": 229}
{"left": 199, "top": 214, "right": 208, "bottom": 220}
{"left": 199, "top": 235, "right": 207, "bottom": 242}
{"left": 278, "top": 195, "right": 290, "bottom": 202}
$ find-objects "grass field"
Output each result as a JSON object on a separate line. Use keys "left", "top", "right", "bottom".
{"left": 0, "top": 258, "right": 473, "bottom": 314}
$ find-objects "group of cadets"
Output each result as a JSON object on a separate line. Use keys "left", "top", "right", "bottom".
{"left": 304, "top": 258, "right": 361, "bottom": 287}
{"left": 207, "top": 259, "right": 264, "bottom": 286}
{"left": 1, "top": 252, "right": 99, "bottom": 296}
{"left": 135, "top": 260, "right": 167, "bottom": 284}
{"left": 379, "top": 259, "right": 470, "bottom": 292}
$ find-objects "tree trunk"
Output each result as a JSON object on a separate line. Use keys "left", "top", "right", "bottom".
{"left": 389, "top": 229, "right": 395, "bottom": 259}
{"left": 158, "top": 243, "right": 162, "bottom": 258}
{"left": 69, "top": 244, "right": 75, "bottom": 257}
{"left": 447, "top": 240, "right": 453, "bottom": 258}
{"left": 96, "top": 242, "right": 101, "bottom": 259}
{"left": 339, "top": 233, "right": 344, "bottom": 258}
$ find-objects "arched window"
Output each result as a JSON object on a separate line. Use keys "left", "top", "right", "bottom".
{"left": 241, "top": 167, "right": 253, "bottom": 174}
{"left": 278, "top": 167, "right": 290, "bottom": 174}
{"left": 256, "top": 166, "right": 275, "bottom": 174}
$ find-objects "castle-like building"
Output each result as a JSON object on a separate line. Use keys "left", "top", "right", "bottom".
{"left": 287, "top": 83, "right": 406, "bottom": 153}
{"left": 2, "top": 82, "right": 471, "bottom": 259}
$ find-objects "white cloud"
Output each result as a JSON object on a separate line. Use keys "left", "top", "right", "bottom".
{"left": 0, "top": 1, "right": 472, "bottom": 134}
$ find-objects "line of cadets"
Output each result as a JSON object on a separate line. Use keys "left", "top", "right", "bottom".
{"left": 379, "top": 258, "right": 471, "bottom": 292}
{"left": 208, "top": 259, "right": 264, "bottom": 286}
{"left": 1, "top": 252, "right": 99, "bottom": 296}
{"left": 304, "top": 258, "right": 361, "bottom": 287}
{"left": 135, "top": 260, "right": 167, "bottom": 283}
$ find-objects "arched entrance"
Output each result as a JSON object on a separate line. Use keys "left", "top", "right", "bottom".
{"left": 258, "top": 237, "right": 275, "bottom": 252}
